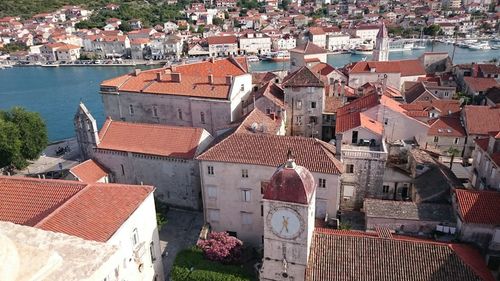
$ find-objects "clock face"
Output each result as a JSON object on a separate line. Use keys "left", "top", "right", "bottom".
{"left": 268, "top": 208, "right": 303, "bottom": 239}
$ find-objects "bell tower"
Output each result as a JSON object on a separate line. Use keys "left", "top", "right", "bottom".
{"left": 260, "top": 150, "right": 316, "bottom": 281}
{"left": 373, "top": 22, "right": 389, "bottom": 62}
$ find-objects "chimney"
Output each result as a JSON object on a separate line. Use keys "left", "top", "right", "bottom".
{"left": 171, "top": 65, "right": 177, "bottom": 72}
{"left": 172, "top": 73, "right": 181, "bottom": 82}
{"left": 156, "top": 72, "right": 163, "bottom": 82}
{"left": 208, "top": 74, "right": 214, "bottom": 84}
{"left": 209, "top": 57, "right": 215, "bottom": 63}
{"left": 226, "top": 75, "right": 233, "bottom": 85}
{"left": 134, "top": 68, "right": 141, "bottom": 76}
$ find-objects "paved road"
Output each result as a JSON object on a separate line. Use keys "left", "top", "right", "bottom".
{"left": 159, "top": 209, "right": 204, "bottom": 280}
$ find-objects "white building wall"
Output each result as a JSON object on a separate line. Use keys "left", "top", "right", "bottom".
{"left": 200, "top": 161, "right": 340, "bottom": 246}
{"left": 107, "top": 193, "right": 164, "bottom": 281}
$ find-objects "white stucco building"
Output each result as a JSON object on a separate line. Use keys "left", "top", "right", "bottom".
{"left": 239, "top": 32, "right": 272, "bottom": 54}
{"left": 0, "top": 176, "right": 164, "bottom": 281}
{"left": 197, "top": 133, "right": 343, "bottom": 246}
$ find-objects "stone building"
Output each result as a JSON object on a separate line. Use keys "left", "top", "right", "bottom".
{"left": 197, "top": 133, "right": 342, "bottom": 246}
{"left": 282, "top": 66, "right": 325, "bottom": 139}
{"left": 207, "top": 35, "right": 238, "bottom": 57}
{"left": 99, "top": 57, "right": 252, "bottom": 135}
{"left": 239, "top": 32, "right": 272, "bottom": 55}
{"left": 469, "top": 133, "right": 500, "bottom": 190}
{"left": 74, "top": 111, "right": 213, "bottom": 210}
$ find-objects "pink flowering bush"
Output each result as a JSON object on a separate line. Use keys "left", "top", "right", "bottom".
{"left": 197, "top": 232, "right": 243, "bottom": 264}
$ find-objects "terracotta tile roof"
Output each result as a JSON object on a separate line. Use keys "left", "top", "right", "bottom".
{"left": 323, "top": 96, "right": 343, "bottom": 114}
{"left": 0, "top": 176, "right": 86, "bottom": 226}
{"left": 282, "top": 66, "right": 324, "bottom": 88}
{"left": 207, "top": 35, "right": 237, "bottom": 45}
{"left": 485, "top": 87, "right": 500, "bottom": 104}
{"left": 290, "top": 41, "right": 327, "bottom": 55}
{"left": 100, "top": 57, "right": 248, "bottom": 100}
{"left": 307, "top": 229, "right": 494, "bottom": 281}
{"left": 97, "top": 118, "right": 204, "bottom": 159}
{"left": 235, "top": 108, "right": 282, "bottom": 134}
{"left": 308, "top": 27, "right": 325, "bottom": 35}
{"left": 464, "top": 77, "right": 499, "bottom": 93}
{"left": 69, "top": 159, "right": 109, "bottom": 183}
{"left": 336, "top": 92, "right": 379, "bottom": 116}
{"left": 404, "top": 82, "right": 437, "bottom": 103}
{"left": 310, "top": 62, "right": 335, "bottom": 76}
{"left": 463, "top": 106, "right": 500, "bottom": 135}
{"left": 336, "top": 111, "right": 383, "bottom": 134}
{"left": 264, "top": 163, "right": 315, "bottom": 204}
{"left": 197, "top": 133, "right": 342, "bottom": 174}
{"left": 37, "top": 183, "right": 153, "bottom": 242}
{"left": 427, "top": 116, "right": 466, "bottom": 137}
{"left": 252, "top": 81, "right": 284, "bottom": 109}
{"left": 349, "top": 60, "right": 426, "bottom": 77}
{"left": 455, "top": 189, "right": 500, "bottom": 225}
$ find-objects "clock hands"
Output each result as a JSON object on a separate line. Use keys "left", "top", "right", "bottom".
{"left": 280, "top": 216, "right": 289, "bottom": 234}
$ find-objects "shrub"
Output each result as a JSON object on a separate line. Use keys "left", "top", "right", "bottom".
{"left": 197, "top": 232, "right": 243, "bottom": 264}
{"left": 171, "top": 247, "right": 254, "bottom": 281}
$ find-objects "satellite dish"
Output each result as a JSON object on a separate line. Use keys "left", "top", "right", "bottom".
{"left": 251, "top": 122, "right": 259, "bottom": 132}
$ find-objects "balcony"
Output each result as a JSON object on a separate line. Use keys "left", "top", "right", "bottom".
{"left": 341, "top": 139, "right": 388, "bottom": 161}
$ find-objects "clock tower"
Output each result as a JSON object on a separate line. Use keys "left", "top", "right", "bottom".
{"left": 260, "top": 151, "right": 316, "bottom": 281}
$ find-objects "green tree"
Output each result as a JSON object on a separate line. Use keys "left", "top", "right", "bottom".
{"left": 0, "top": 107, "right": 48, "bottom": 169}
{"left": 0, "top": 118, "right": 22, "bottom": 168}
{"left": 424, "top": 24, "right": 441, "bottom": 37}
{"left": 212, "top": 17, "right": 224, "bottom": 26}
{"left": 119, "top": 21, "right": 132, "bottom": 32}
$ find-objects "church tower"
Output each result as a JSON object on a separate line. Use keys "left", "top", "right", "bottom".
{"left": 260, "top": 151, "right": 316, "bottom": 281}
{"left": 373, "top": 22, "right": 389, "bottom": 62}
{"left": 74, "top": 102, "right": 100, "bottom": 160}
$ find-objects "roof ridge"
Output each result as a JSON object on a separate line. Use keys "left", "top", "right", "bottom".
{"left": 0, "top": 175, "right": 86, "bottom": 187}
{"left": 34, "top": 182, "right": 91, "bottom": 228}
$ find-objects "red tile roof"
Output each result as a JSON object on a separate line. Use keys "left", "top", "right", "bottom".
{"left": 349, "top": 60, "right": 426, "bottom": 77}
{"left": 235, "top": 108, "right": 282, "bottom": 135}
{"left": 0, "top": 176, "right": 86, "bottom": 226}
{"left": 101, "top": 57, "right": 248, "bottom": 100}
{"left": 464, "top": 77, "right": 499, "bottom": 93}
{"left": 463, "top": 106, "right": 500, "bottom": 135}
{"left": 197, "top": 134, "right": 342, "bottom": 174}
{"left": 307, "top": 229, "right": 494, "bottom": 281}
{"left": 336, "top": 112, "right": 383, "bottom": 134}
{"left": 98, "top": 118, "right": 204, "bottom": 159}
{"left": 69, "top": 159, "right": 109, "bottom": 183}
{"left": 310, "top": 62, "right": 335, "bottom": 76}
{"left": 37, "top": 183, "right": 153, "bottom": 242}
{"left": 455, "top": 189, "right": 500, "bottom": 225}
{"left": 207, "top": 35, "right": 238, "bottom": 45}
{"left": 282, "top": 66, "right": 324, "bottom": 88}
{"left": 336, "top": 92, "right": 379, "bottom": 116}
{"left": 427, "top": 116, "right": 466, "bottom": 137}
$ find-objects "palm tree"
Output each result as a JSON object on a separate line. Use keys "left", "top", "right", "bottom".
{"left": 446, "top": 147, "right": 460, "bottom": 170}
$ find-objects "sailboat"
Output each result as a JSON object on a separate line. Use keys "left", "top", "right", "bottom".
{"left": 413, "top": 28, "right": 426, "bottom": 50}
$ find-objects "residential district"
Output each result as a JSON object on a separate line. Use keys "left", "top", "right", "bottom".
{"left": 0, "top": 1, "right": 500, "bottom": 281}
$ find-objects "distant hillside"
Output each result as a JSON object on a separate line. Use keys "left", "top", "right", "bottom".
{"left": 0, "top": 0, "right": 186, "bottom": 27}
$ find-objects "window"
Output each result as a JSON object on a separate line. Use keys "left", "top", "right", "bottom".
{"left": 352, "top": 131, "right": 358, "bottom": 144}
{"left": 242, "top": 212, "right": 253, "bottom": 225}
{"left": 152, "top": 106, "right": 158, "bottom": 117}
{"left": 242, "top": 190, "right": 251, "bottom": 202}
{"left": 434, "top": 136, "right": 439, "bottom": 143}
{"left": 177, "top": 108, "right": 183, "bottom": 120}
{"left": 346, "top": 164, "right": 354, "bottom": 173}
{"left": 261, "top": 205, "right": 264, "bottom": 216}
{"left": 384, "top": 118, "right": 388, "bottom": 125}
{"left": 383, "top": 185, "right": 390, "bottom": 193}
{"left": 227, "top": 231, "right": 237, "bottom": 237}
{"left": 343, "top": 185, "right": 354, "bottom": 199}
{"left": 296, "top": 100, "right": 302, "bottom": 110}
{"left": 242, "top": 169, "right": 249, "bottom": 178}
{"left": 240, "top": 84, "right": 245, "bottom": 91}
{"left": 207, "top": 165, "right": 214, "bottom": 175}
{"left": 444, "top": 92, "right": 449, "bottom": 97}
{"left": 207, "top": 186, "right": 217, "bottom": 199}
{"left": 309, "top": 116, "right": 317, "bottom": 124}
{"left": 296, "top": 115, "right": 303, "bottom": 125}
{"left": 454, "top": 138, "right": 459, "bottom": 144}
{"left": 131, "top": 228, "right": 139, "bottom": 246}
{"left": 121, "top": 164, "right": 125, "bottom": 175}
{"left": 150, "top": 241, "right": 156, "bottom": 262}
{"left": 310, "top": 101, "right": 317, "bottom": 109}
{"left": 319, "top": 178, "right": 326, "bottom": 188}
{"left": 208, "top": 209, "right": 220, "bottom": 222}
{"left": 129, "top": 104, "right": 134, "bottom": 115}
{"left": 200, "top": 112, "right": 205, "bottom": 124}
{"left": 265, "top": 108, "right": 271, "bottom": 114}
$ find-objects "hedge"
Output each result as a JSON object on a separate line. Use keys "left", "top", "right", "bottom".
{"left": 171, "top": 247, "right": 256, "bottom": 281}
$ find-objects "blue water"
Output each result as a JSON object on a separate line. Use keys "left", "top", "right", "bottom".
{"left": 0, "top": 43, "right": 498, "bottom": 141}
{"left": 0, "top": 66, "right": 134, "bottom": 141}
